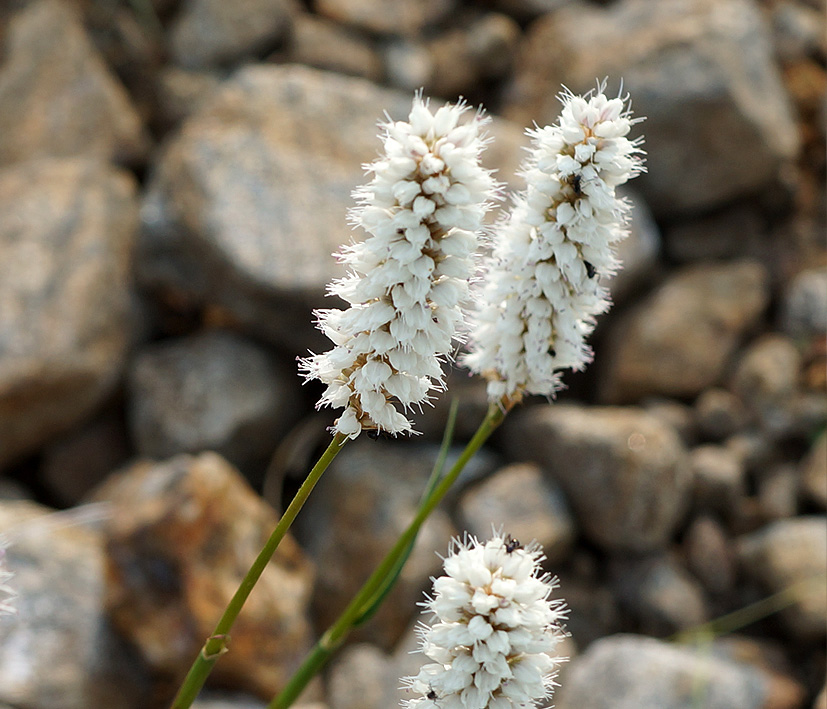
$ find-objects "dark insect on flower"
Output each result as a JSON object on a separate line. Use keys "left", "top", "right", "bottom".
{"left": 584, "top": 261, "right": 596, "bottom": 279}
{"left": 504, "top": 534, "right": 523, "bottom": 554}
{"left": 572, "top": 174, "right": 582, "bottom": 195}
{"left": 426, "top": 688, "right": 439, "bottom": 700}
{"left": 367, "top": 429, "right": 388, "bottom": 440}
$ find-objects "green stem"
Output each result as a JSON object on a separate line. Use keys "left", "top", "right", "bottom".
{"left": 171, "top": 432, "right": 350, "bottom": 709}
{"left": 268, "top": 402, "right": 507, "bottom": 709}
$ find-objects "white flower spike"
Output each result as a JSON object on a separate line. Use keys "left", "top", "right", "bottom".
{"left": 464, "top": 82, "right": 645, "bottom": 404}
{"left": 402, "top": 533, "right": 567, "bottom": 709}
{"left": 302, "top": 93, "right": 497, "bottom": 438}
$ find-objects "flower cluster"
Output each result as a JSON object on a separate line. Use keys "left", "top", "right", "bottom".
{"left": 402, "top": 533, "right": 566, "bottom": 709}
{"left": 463, "top": 84, "right": 645, "bottom": 403}
{"left": 0, "top": 539, "right": 14, "bottom": 618}
{"left": 302, "top": 95, "right": 497, "bottom": 438}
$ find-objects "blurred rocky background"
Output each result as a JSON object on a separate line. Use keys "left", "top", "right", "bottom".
{"left": 0, "top": 0, "right": 824, "bottom": 707}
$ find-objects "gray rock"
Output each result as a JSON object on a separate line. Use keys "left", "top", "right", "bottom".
{"left": 607, "top": 190, "right": 660, "bottom": 303}
{"left": 458, "top": 462, "right": 577, "bottom": 564}
{"left": 555, "top": 634, "right": 798, "bottom": 709}
{"left": 139, "top": 64, "right": 525, "bottom": 353}
{"left": 281, "top": 13, "right": 382, "bottom": 82}
{"left": 610, "top": 554, "right": 709, "bottom": 636}
{"left": 0, "top": 158, "right": 138, "bottom": 469}
{"left": 327, "top": 643, "right": 396, "bottom": 709}
{"left": 599, "top": 260, "right": 770, "bottom": 403}
{"left": 383, "top": 39, "right": 433, "bottom": 93}
{"left": 757, "top": 464, "right": 799, "bottom": 521}
{"left": 0, "top": 500, "right": 151, "bottom": 708}
{"left": 502, "top": 404, "right": 691, "bottom": 552}
{"left": 690, "top": 444, "right": 746, "bottom": 515}
{"left": 684, "top": 514, "right": 737, "bottom": 595}
{"left": 156, "top": 67, "right": 225, "bottom": 129}
{"left": 731, "top": 334, "right": 803, "bottom": 437}
{"left": 664, "top": 205, "right": 767, "bottom": 263}
{"left": 294, "top": 439, "right": 490, "bottom": 649}
{"left": 694, "top": 388, "right": 748, "bottom": 442}
{"left": 770, "top": 1, "right": 827, "bottom": 62}
{"left": 504, "top": 0, "right": 800, "bottom": 215}
{"left": 127, "top": 330, "right": 295, "bottom": 472}
{"left": 737, "top": 516, "right": 827, "bottom": 641}
{"left": 314, "top": 0, "right": 457, "bottom": 35}
{"left": 423, "top": 13, "right": 521, "bottom": 100}
{"left": 169, "top": 0, "right": 295, "bottom": 69}
{"left": 800, "top": 431, "right": 827, "bottom": 509}
{"left": 780, "top": 266, "right": 827, "bottom": 339}
{"left": 92, "top": 452, "right": 315, "bottom": 698}
{"left": 40, "top": 415, "right": 131, "bottom": 507}
{"left": 642, "top": 398, "right": 696, "bottom": 444}
{"left": 0, "top": 0, "right": 147, "bottom": 166}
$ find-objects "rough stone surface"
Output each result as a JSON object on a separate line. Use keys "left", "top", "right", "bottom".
{"left": 780, "top": 266, "right": 827, "bottom": 339}
{"left": 555, "top": 634, "right": 800, "bottom": 709}
{"left": 756, "top": 464, "right": 800, "bottom": 521}
{"left": 156, "top": 68, "right": 225, "bottom": 129}
{"left": 92, "top": 452, "right": 315, "bottom": 698}
{"left": 694, "top": 388, "right": 748, "bottom": 442}
{"left": 170, "top": 0, "right": 295, "bottom": 69}
{"left": 0, "top": 0, "right": 147, "bottom": 166}
{"left": 664, "top": 205, "right": 768, "bottom": 263}
{"left": 738, "top": 516, "right": 827, "bottom": 642}
{"left": 281, "top": 13, "right": 382, "bottom": 82}
{"left": 502, "top": 404, "right": 691, "bottom": 552}
{"left": 314, "top": 0, "right": 456, "bottom": 35}
{"left": 599, "top": 261, "right": 770, "bottom": 403}
{"left": 293, "top": 439, "right": 496, "bottom": 649}
{"left": 139, "top": 64, "right": 525, "bottom": 352}
{"left": 0, "top": 158, "right": 138, "bottom": 469}
{"left": 684, "top": 515, "right": 737, "bottom": 596}
{"left": 457, "top": 462, "right": 576, "bottom": 564}
{"left": 327, "top": 644, "right": 396, "bottom": 709}
{"left": 731, "top": 334, "right": 803, "bottom": 435}
{"left": 128, "top": 329, "right": 295, "bottom": 471}
{"left": 610, "top": 554, "right": 709, "bottom": 636}
{"left": 800, "top": 432, "right": 827, "bottom": 509}
{"left": 0, "top": 500, "right": 150, "bottom": 709}
{"left": 504, "top": 0, "right": 800, "bottom": 215}
{"left": 690, "top": 444, "right": 746, "bottom": 516}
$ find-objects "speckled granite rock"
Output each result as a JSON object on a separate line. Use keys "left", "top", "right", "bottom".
{"left": 0, "top": 157, "right": 137, "bottom": 469}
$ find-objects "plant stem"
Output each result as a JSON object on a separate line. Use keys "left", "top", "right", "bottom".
{"left": 171, "top": 432, "right": 350, "bottom": 709}
{"left": 268, "top": 402, "right": 507, "bottom": 709}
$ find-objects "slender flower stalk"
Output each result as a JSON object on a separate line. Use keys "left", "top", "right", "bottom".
{"left": 0, "top": 538, "right": 14, "bottom": 618}
{"left": 302, "top": 93, "right": 498, "bottom": 438}
{"left": 401, "top": 533, "right": 567, "bottom": 709}
{"left": 463, "top": 83, "right": 645, "bottom": 403}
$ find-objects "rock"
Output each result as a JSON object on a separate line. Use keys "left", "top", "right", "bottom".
{"left": 599, "top": 260, "right": 770, "bottom": 403}
{"left": 690, "top": 444, "right": 746, "bottom": 515}
{"left": 127, "top": 330, "right": 295, "bottom": 474}
{"left": 815, "top": 684, "right": 827, "bottom": 709}
{"left": 294, "top": 439, "right": 488, "bottom": 649}
{"left": 280, "top": 13, "right": 382, "bottom": 82}
{"left": 610, "top": 554, "right": 709, "bottom": 636}
{"left": 502, "top": 404, "right": 691, "bottom": 552}
{"left": 169, "top": 0, "right": 295, "bottom": 69}
{"left": 731, "top": 334, "right": 803, "bottom": 436}
{"left": 423, "top": 13, "right": 521, "bottom": 100}
{"left": 0, "top": 0, "right": 147, "bottom": 166}
{"left": 383, "top": 39, "right": 433, "bottom": 93}
{"left": 0, "top": 500, "right": 151, "bottom": 708}
{"left": 556, "top": 552, "right": 622, "bottom": 647}
{"left": 780, "top": 266, "right": 827, "bottom": 339}
{"left": 607, "top": 190, "right": 660, "bottom": 303}
{"left": 770, "top": 1, "right": 827, "bottom": 62}
{"left": 40, "top": 414, "right": 132, "bottom": 507}
{"left": 800, "top": 432, "right": 827, "bottom": 509}
{"left": 643, "top": 398, "right": 696, "bottom": 445}
{"left": 0, "top": 158, "right": 138, "bottom": 469}
{"left": 314, "top": 0, "right": 456, "bottom": 35}
{"left": 485, "top": 0, "right": 570, "bottom": 22}
{"left": 457, "top": 462, "right": 577, "bottom": 564}
{"left": 737, "top": 516, "right": 827, "bottom": 642}
{"left": 684, "top": 515, "right": 737, "bottom": 596}
{"left": 757, "top": 464, "right": 799, "bottom": 521}
{"left": 554, "top": 634, "right": 802, "bottom": 709}
{"left": 139, "top": 64, "right": 525, "bottom": 353}
{"left": 327, "top": 644, "right": 396, "bottom": 709}
{"left": 193, "top": 696, "right": 266, "bottom": 709}
{"left": 92, "top": 452, "right": 315, "bottom": 698}
{"left": 664, "top": 205, "right": 768, "bottom": 263}
{"left": 504, "top": 0, "right": 800, "bottom": 215}
{"left": 694, "top": 388, "right": 749, "bottom": 442}
{"left": 156, "top": 68, "right": 225, "bottom": 129}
